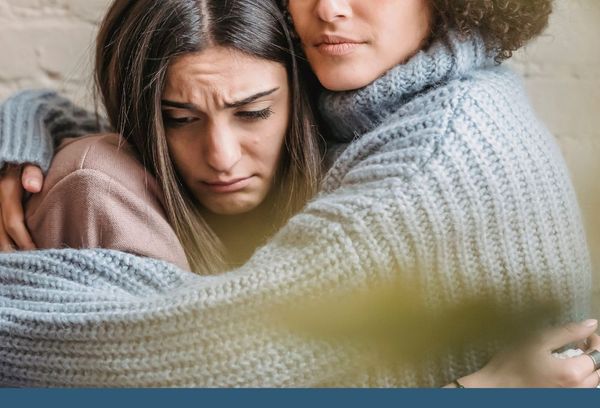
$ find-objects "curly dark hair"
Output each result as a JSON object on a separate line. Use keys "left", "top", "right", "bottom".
{"left": 430, "top": 0, "right": 554, "bottom": 61}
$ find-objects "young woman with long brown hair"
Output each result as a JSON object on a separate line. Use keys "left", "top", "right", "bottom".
{"left": 2, "top": 0, "right": 323, "bottom": 274}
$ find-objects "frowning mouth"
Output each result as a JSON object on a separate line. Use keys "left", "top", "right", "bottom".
{"left": 201, "top": 176, "right": 253, "bottom": 193}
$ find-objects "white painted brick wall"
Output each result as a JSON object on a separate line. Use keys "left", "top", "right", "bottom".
{"left": 0, "top": 0, "right": 110, "bottom": 105}
{"left": 510, "top": 0, "right": 600, "bottom": 316}
{"left": 1, "top": 0, "right": 599, "bottom": 315}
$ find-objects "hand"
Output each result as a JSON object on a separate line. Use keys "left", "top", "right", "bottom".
{"left": 0, "top": 164, "right": 44, "bottom": 251}
{"left": 458, "top": 319, "right": 600, "bottom": 388}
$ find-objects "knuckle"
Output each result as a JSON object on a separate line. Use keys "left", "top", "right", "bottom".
{"left": 5, "top": 221, "right": 21, "bottom": 235}
{"left": 558, "top": 365, "right": 584, "bottom": 387}
{"left": 0, "top": 242, "right": 15, "bottom": 252}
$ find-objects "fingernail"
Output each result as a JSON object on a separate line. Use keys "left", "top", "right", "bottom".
{"left": 582, "top": 319, "right": 597, "bottom": 327}
{"left": 27, "top": 179, "right": 41, "bottom": 189}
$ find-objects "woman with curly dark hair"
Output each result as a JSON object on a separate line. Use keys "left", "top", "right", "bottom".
{"left": 284, "top": 0, "right": 595, "bottom": 386}
{"left": 0, "top": 0, "right": 597, "bottom": 387}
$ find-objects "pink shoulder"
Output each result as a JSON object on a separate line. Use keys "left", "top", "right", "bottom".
{"left": 44, "top": 133, "right": 162, "bottom": 202}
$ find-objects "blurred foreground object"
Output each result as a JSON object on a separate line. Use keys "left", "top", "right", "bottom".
{"left": 277, "top": 277, "right": 561, "bottom": 370}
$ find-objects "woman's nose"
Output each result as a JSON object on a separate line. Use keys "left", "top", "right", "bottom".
{"left": 315, "top": 0, "right": 352, "bottom": 23}
{"left": 203, "top": 124, "right": 242, "bottom": 174}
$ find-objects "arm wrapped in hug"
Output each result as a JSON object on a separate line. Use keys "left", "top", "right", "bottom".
{"left": 0, "top": 90, "right": 110, "bottom": 172}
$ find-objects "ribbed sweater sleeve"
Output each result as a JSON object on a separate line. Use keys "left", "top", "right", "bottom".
{"left": 0, "top": 89, "right": 110, "bottom": 172}
{"left": 0, "top": 178, "right": 413, "bottom": 387}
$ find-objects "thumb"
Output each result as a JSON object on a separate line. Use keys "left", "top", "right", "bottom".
{"left": 545, "top": 319, "right": 598, "bottom": 351}
{"left": 21, "top": 165, "right": 44, "bottom": 193}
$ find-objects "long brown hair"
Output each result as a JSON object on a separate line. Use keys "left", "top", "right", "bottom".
{"left": 95, "top": 0, "right": 322, "bottom": 274}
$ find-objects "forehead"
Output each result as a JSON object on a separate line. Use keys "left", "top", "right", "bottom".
{"left": 164, "top": 47, "right": 287, "bottom": 101}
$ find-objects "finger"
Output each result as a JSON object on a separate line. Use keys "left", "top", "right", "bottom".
{"left": 576, "top": 370, "right": 600, "bottom": 388}
{"left": 0, "top": 164, "right": 21, "bottom": 200}
{"left": 2, "top": 209, "right": 36, "bottom": 250}
{"left": 583, "top": 333, "right": 600, "bottom": 352}
{"left": 1, "top": 173, "right": 36, "bottom": 250}
{"left": 566, "top": 351, "right": 600, "bottom": 380}
{"left": 21, "top": 165, "right": 44, "bottom": 193}
{"left": 0, "top": 164, "right": 23, "bottom": 199}
{"left": 0, "top": 209, "right": 16, "bottom": 252}
{"left": 2, "top": 197, "right": 35, "bottom": 250}
{"left": 544, "top": 320, "right": 598, "bottom": 351}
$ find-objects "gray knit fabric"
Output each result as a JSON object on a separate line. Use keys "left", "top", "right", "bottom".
{"left": 0, "top": 89, "right": 109, "bottom": 172}
{"left": 0, "top": 33, "right": 592, "bottom": 387}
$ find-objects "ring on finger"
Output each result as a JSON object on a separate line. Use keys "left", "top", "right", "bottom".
{"left": 587, "top": 350, "right": 600, "bottom": 371}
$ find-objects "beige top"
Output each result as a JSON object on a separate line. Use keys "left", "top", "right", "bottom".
{"left": 25, "top": 133, "right": 190, "bottom": 271}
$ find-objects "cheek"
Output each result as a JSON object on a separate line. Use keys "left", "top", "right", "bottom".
{"left": 165, "top": 132, "right": 197, "bottom": 179}
{"left": 377, "top": 2, "right": 432, "bottom": 62}
{"left": 248, "top": 117, "right": 288, "bottom": 174}
{"left": 287, "top": 3, "right": 308, "bottom": 37}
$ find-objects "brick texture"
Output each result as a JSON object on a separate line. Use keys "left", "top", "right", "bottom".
{"left": 0, "top": 0, "right": 599, "bottom": 315}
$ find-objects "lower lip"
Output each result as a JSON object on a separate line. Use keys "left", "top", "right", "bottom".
{"left": 316, "top": 42, "right": 364, "bottom": 57}
{"left": 202, "top": 177, "right": 253, "bottom": 193}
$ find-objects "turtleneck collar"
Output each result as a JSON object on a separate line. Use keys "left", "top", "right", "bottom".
{"left": 319, "top": 32, "right": 492, "bottom": 143}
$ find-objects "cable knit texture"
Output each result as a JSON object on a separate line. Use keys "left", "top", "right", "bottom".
{"left": 0, "top": 33, "right": 592, "bottom": 387}
{"left": 0, "top": 89, "right": 110, "bottom": 172}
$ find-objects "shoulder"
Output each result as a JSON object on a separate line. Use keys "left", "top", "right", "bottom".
{"left": 456, "top": 65, "right": 530, "bottom": 112}
{"left": 403, "top": 65, "right": 529, "bottom": 131}
{"left": 56, "top": 132, "right": 138, "bottom": 167}
{"left": 322, "top": 82, "right": 466, "bottom": 189}
{"left": 443, "top": 65, "right": 538, "bottom": 132}
{"left": 44, "top": 133, "right": 161, "bottom": 200}
{"left": 25, "top": 134, "right": 189, "bottom": 270}
{"left": 323, "top": 66, "right": 548, "bottom": 190}
{"left": 27, "top": 132, "right": 164, "bottom": 218}
{"left": 441, "top": 66, "right": 554, "bottom": 154}
{"left": 423, "top": 66, "right": 572, "bottom": 198}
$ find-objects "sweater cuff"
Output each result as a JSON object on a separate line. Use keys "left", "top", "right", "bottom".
{"left": 0, "top": 89, "right": 111, "bottom": 172}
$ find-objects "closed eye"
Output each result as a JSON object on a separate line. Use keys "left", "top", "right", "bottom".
{"left": 162, "top": 113, "right": 198, "bottom": 128}
{"left": 235, "top": 107, "right": 274, "bottom": 121}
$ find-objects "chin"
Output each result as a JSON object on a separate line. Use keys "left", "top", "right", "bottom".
{"left": 314, "top": 65, "right": 376, "bottom": 92}
{"left": 205, "top": 203, "right": 256, "bottom": 216}
{"left": 201, "top": 196, "right": 261, "bottom": 216}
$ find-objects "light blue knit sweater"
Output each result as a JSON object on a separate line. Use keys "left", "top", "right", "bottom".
{"left": 0, "top": 33, "right": 592, "bottom": 387}
{"left": 0, "top": 90, "right": 111, "bottom": 172}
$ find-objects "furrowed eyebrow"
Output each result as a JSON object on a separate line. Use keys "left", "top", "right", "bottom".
{"left": 161, "top": 100, "right": 197, "bottom": 110}
{"left": 161, "top": 87, "right": 279, "bottom": 111}
{"left": 224, "top": 87, "right": 280, "bottom": 108}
